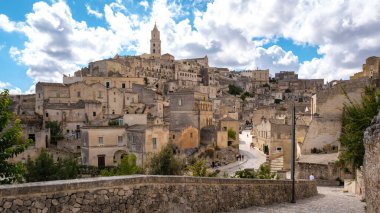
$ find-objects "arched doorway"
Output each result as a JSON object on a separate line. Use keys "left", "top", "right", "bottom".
{"left": 114, "top": 150, "right": 128, "bottom": 165}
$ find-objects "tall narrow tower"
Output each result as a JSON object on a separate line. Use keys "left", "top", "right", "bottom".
{"left": 150, "top": 23, "right": 161, "bottom": 56}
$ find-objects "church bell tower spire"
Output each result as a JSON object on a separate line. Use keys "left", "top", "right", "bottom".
{"left": 150, "top": 22, "right": 161, "bottom": 56}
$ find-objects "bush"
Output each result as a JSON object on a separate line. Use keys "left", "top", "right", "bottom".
{"left": 149, "top": 143, "right": 182, "bottom": 175}
{"left": 188, "top": 160, "right": 207, "bottom": 177}
{"left": 256, "top": 164, "right": 275, "bottom": 179}
{"left": 339, "top": 84, "right": 380, "bottom": 170}
{"left": 100, "top": 154, "right": 144, "bottom": 176}
{"left": 234, "top": 169, "right": 256, "bottom": 179}
{"left": 25, "top": 150, "right": 79, "bottom": 182}
{"left": 45, "top": 121, "right": 64, "bottom": 144}
{"left": 228, "top": 84, "right": 243, "bottom": 96}
{"left": 228, "top": 129, "right": 236, "bottom": 140}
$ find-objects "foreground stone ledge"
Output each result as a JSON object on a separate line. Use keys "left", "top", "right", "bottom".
{"left": 0, "top": 175, "right": 317, "bottom": 212}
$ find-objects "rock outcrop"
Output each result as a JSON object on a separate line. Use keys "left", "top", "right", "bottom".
{"left": 363, "top": 111, "right": 380, "bottom": 213}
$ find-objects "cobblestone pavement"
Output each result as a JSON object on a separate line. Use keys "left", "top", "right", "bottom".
{"left": 229, "top": 186, "right": 366, "bottom": 213}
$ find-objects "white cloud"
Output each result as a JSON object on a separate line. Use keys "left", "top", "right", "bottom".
{"left": 0, "top": 81, "right": 30, "bottom": 95}
{"left": 7, "top": 1, "right": 123, "bottom": 83}
{"left": 0, "top": 81, "right": 11, "bottom": 88}
{"left": 85, "top": 4, "right": 103, "bottom": 19}
{"left": 9, "top": 87, "right": 22, "bottom": 95}
{"left": 139, "top": 1, "right": 149, "bottom": 10}
{"left": 0, "top": 14, "right": 16, "bottom": 32}
{"left": 4, "top": 0, "right": 380, "bottom": 86}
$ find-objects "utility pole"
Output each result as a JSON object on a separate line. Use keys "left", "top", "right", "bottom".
{"left": 291, "top": 103, "right": 296, "bottom": 203}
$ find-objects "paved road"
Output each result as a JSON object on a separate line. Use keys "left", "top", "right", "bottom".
{"left": 229, "top": 186, "right": 366, "bottom": 213}
{"left": 217, "top": 130, "right": 266, "bottom": 176}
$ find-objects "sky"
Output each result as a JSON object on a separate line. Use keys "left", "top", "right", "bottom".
{"left": 1, "top": 0, "right": 380, "bottom": 94}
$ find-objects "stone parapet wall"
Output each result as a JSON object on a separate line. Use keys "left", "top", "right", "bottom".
{"left": 0, "top": 176, "right": 317, "bottom": 213}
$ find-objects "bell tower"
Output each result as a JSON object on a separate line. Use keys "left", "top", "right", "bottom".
{"left": 150, "top": 23, "right": 161, "bottom": 56}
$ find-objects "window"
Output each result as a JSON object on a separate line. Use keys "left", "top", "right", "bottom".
{"left": 122, "top": 83, "right": 125, "bottom": 89}
{"left": 98, "top": 137, "right": 104, "bottom": 146}
{"left": 173, "top": 135, "right": 175, "bottom": 139}
{"left": 276, "top": 147, "right": 282, "bottom": 152}
{"left": 190, "top": 133, "right": 193, "bottom": 138}
{"left": 98, "top": 91, "right": 102, "bottom": 98}
{"left": 118, "top": 136, "right": 123, "bottom": 146}
{"left": 106, "top": 82, "right": 110, "bottom": 88}
{"left": 178, "top": 98, "right": 182, "bottom": 106}
{"left": 77, "top": 91, "right": 81, "bottom": 98}
{"left": 45, "top": 112, "right": 49, "bottom": 117}
{"left": 93, "top": 112, "right": 96, "bottom": 116}
{"left": 153, "top": 138, "right": 157, "bottom": 149}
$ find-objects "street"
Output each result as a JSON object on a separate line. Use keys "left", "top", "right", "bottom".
{"left": 228, "top": 186, "right": 365, "bottom": 213}
{"left": 217, "top": 130, "right": 267, "bottom": 176}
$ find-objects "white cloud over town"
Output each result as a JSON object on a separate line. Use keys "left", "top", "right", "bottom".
{"left": 2, "top": 0, "right": 380, "bottom": 93}
{"left": 85, "top": 4, "right": 104, "bottom": 19}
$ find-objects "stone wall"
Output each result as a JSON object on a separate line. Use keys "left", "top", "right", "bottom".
{"left": 296, "top": 162, "right": 347, "bottom": 186}
{"left": 0, "top": 176, "right": 317, "bottom": 213}
{"left": 363, "top": 112, "right": 380, "bottom": 213}
{"left": 302, "top": 79, "right": 366, "bottom": 154}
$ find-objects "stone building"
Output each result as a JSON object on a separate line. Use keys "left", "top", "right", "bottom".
{"left": 170, "top": 126, "right": 200, "bottom": 150}
{"left": 168, "top": 89, "right": 213, "bottom": 130}
{"left": 125, "top": 124, "right": 169, "bottom": 166}
{"left": 275, "top": 71, "right": 298, "bottom": 81}
{"left": 350, "top": 56, "right": 380, "bottom": 80}
{"left": 81, "top": 126, "right": 127, "bottom": 167}
{"left": 219, "top": 116, "right": 239, "bottom": 146}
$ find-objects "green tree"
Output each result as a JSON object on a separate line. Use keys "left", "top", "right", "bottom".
{"left": 228, "top": 129, "right": 236, "bottom": 140}
{"left": 149, "top": 143, "right": 182, "bottom": 175}
{"left": 117, "top": 154, "right": 143, "bottom": 175}
{"left": 240, "top": 91, "right": 253, "bottom": 101}
{"left": 234, "top": 169, "right": 256, "bottom": 179}
{"left": 228, "top": 84, "right": 243, "bottom": 96}
{"left": 256, "top": 164, "right": 275, "bottom": 179}
{"left": 45, "top": 121, "right": 64, "bottom": 144}
{"left": 25, "top": 150, "right": 79, "bottom": 182}
{"left": 189, "top": 160, "right": 207, "bottom": 177}
{"left": 56, "top": 157, "right": 80, "bottom": 180}
{"left": 100, "top": 154, "right": 144, "bottom": 176}
{"left": 25, "top": 150, "right": 58, "bottom": 182}
{"left": 0, "top": 90, "right": 31, "bottom": 184}
{"left": 339, "top": 84, "right": 380, "bottom": 170}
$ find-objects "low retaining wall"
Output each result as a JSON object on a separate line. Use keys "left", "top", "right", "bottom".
{"left": 0, "top": 176, "right": 317, "bottom": 212}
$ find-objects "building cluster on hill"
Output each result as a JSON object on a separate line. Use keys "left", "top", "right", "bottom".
{"left": 10, "top": 24, "right": 376, "bottom": 181}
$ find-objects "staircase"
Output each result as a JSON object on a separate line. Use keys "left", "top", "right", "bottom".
{"left": 270, "top": 156, "right": 284, "bottom": 172}
{"left": 268, "top": 153, "right": 284, "bottom": 172}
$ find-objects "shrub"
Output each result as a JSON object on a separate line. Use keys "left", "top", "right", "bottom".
{"left": 149, "top": 143, "right": 182, "bottom": 175}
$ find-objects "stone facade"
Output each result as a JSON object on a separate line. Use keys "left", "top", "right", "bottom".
{"left": 219, "top": 116, "right": 240, "bottom": 146}
{"left": 350, "top": 56, "right": 380, "bottom": 80}
{"left": 81, "top": 126, "right": 127, "bottom": 167}
{"left": 0, "top": 176, "right": 317, "bottom": 213}
{"left": 363, "top": 111, "right": 380, "bottom": 213}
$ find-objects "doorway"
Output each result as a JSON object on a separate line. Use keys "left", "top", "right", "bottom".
{"left": 98, "top": 155, "right": 105, "bottom": 168}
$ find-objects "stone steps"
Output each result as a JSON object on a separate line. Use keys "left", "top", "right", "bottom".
{"left": 270, "top": 156, "right": 283, "bottom": 172}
